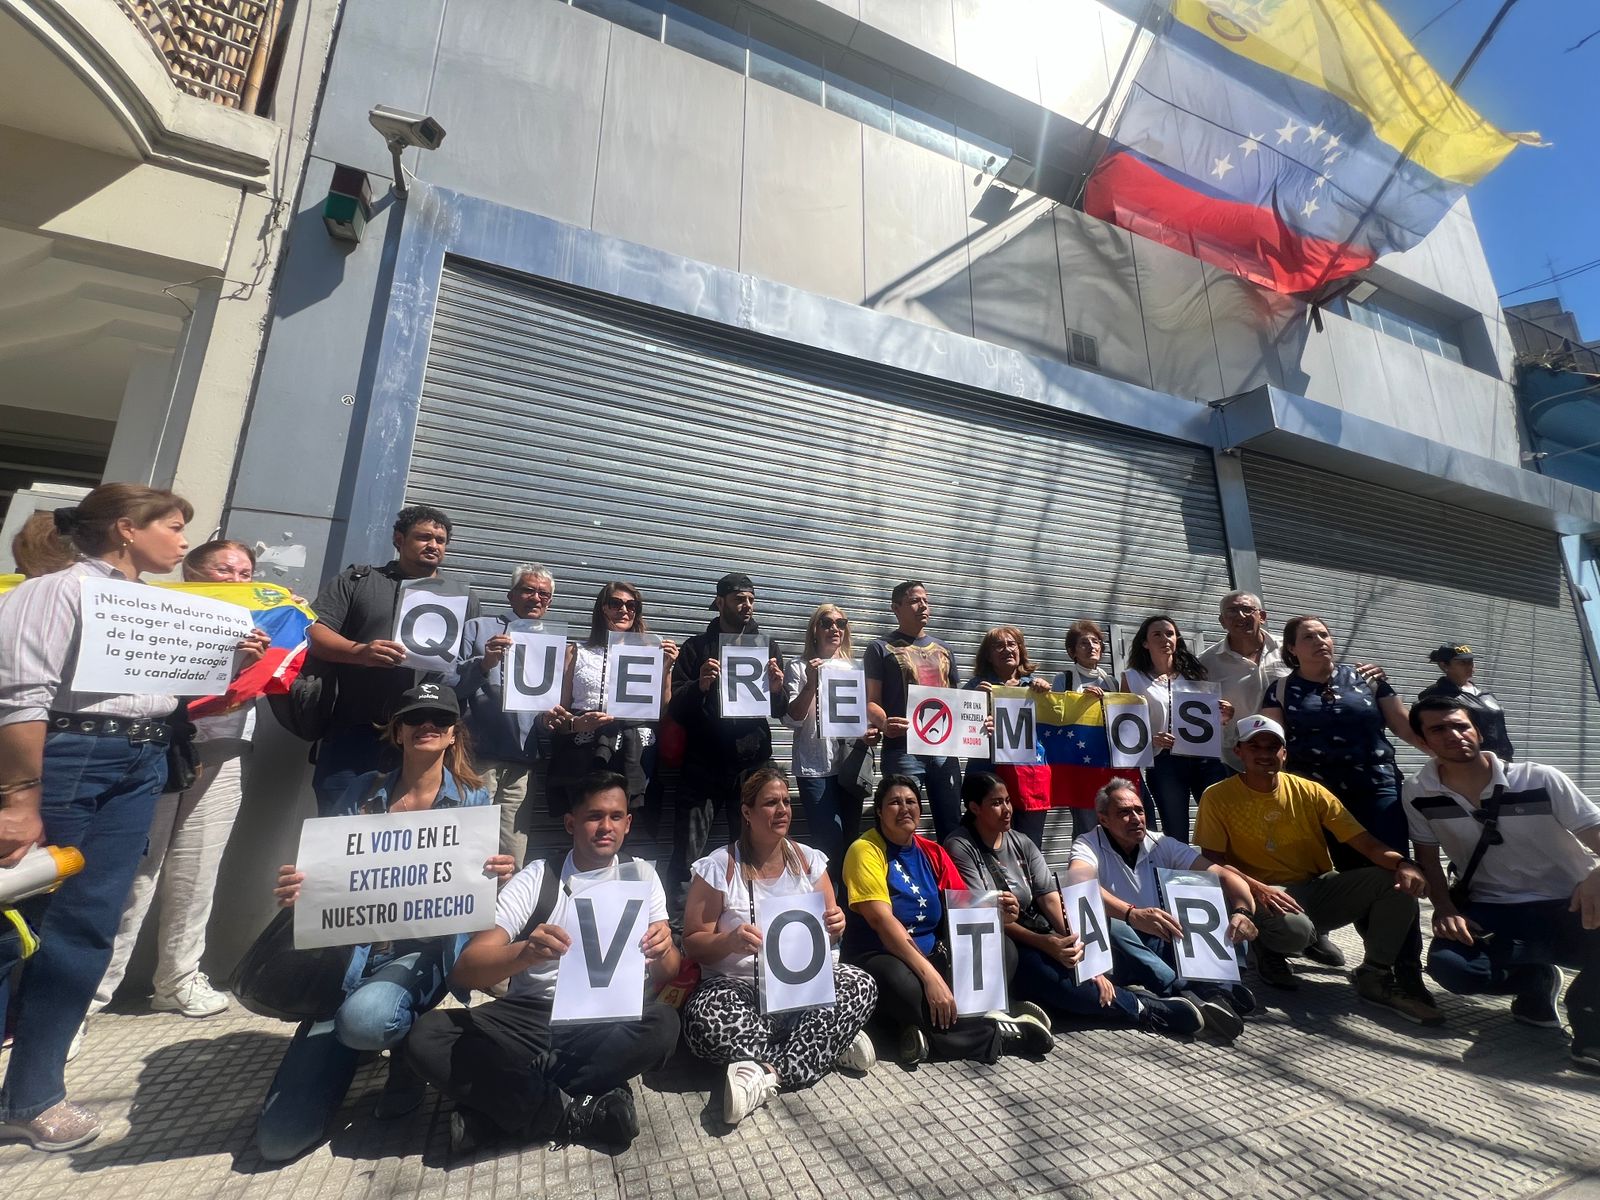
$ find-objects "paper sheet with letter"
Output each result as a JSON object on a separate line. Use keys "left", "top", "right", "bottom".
{"left": 1170, "top": 681, "right": 1223, "bottom": 759}
{"left": 1058, "top": 878, "right": 1114, "bottom": 983}
{"left": 1105, "top": 697, "right": 1156, "bottom": 768}
{"left": 551, "top": 879, "right": 652, "bottom": 1024}
{"left": 500, "top": 619, "right": 568, "bottom": 714}
{"left": 908, "top": 685, "right": 989, "bottom": 759}
{"left": 292, "top": 805, "right": 498, "bottom": 949}
{"left": 393, "top": 579, "right": 469, "bottom": 672}
{"left": 1158, "top": 868, "right": 1240, "bottom": 983}
{"left": 817, "top": 662, "right": 868, "bottom": 739}
{"left": 757, "top": 889, "right": 836, "bottom": 1015}
{"left": 74, "top": 577, "right": 255, "bottom": 697}
{"left": 604, "top": 632, "right": 664, "bottom": 720}
{"left": 719, "top": 635, "right": 771, "bottom": 719}
{"left": 945, "top": 889, "right": 1007, "bottom": 1016}
{"left": 992, "top": 689, "right": 1037, "bottom": 765}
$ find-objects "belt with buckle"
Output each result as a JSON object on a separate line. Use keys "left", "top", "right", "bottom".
{"left": 47, "top": 711, "right": 171, "bottom": 746}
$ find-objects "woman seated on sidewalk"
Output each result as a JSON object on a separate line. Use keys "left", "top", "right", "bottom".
{"left": 681, "top": 764, "right": 878, "bottom": 1126}
{"left": 255, "top": 684, "right": 514, "bottom": 1162}
{"left": 944, "top": 772, "right": 1203, "bottom": 1040}
{"left": 841, "top": 775, "right": 1054, "bottom": 1066}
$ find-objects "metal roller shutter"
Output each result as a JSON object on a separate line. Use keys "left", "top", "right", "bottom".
{"left": 1245, "top": 453, "right": 1600, "bottom": 795}
{"left": 404, "top": 258, "right": 1235, "bottom": 870}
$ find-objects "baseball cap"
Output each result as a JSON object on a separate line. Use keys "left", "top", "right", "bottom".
{"left": 1234, "top": 714, "right": 1285, "bottom": 745}
{"left": 392, "top": 681, "right": 460, "bottom": 721}
{"left": 1428, "top": 643, "right": 1474, "bottom": 665}
{"left": 709, "top": 572, "right": 756, "bottom": 609}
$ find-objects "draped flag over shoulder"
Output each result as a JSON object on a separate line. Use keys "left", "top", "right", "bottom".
{"left": 1084, "top": 0, "right": 1539, "bottom": 293}
{"left": 995, "top": 691, "right": 1142, "bottom": 812}
{"left": 163, "top": 583, "right": 315, "bottom": 717}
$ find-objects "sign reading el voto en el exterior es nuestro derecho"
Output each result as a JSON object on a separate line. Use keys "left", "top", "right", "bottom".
{"left": 73, "top": 577, "right": 255, "bottom": 697}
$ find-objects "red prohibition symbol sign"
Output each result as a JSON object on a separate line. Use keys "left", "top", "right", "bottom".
{"left": 912, "top": 698, "right": 953, "bottom": 746}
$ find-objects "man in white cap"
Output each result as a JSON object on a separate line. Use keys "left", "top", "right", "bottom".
{"left": 1194, "top": 714, "right": 1441, "bottom": 1024}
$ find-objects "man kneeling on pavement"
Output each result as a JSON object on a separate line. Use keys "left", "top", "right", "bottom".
{"left": 1406, "top": 696, "right": 1600, "bottom": 1071}
{"left": 406, "top": 770, "right": 680, "bottom": 1151}
{"left": 1069, "top": 777, "right": 1258, "bottom": 1042}
{"left": 1194, "top": 715, "right": 1441, "bottom": 1024}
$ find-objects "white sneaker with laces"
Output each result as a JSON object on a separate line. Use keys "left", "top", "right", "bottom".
{"left": 722, "top": 1061, "right": 777, "bottom": 1126}
{"left": 151, "top": 974, "right": 230, "bottom": 1018}
{"left": 834, "top": 1030, "right": 877, "bottom": 1073}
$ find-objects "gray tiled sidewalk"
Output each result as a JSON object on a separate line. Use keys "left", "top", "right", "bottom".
{"left": 3, "top": 927, "right": 1599, "bottom": 1200}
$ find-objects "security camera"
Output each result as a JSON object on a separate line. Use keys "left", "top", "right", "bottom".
{"left": 368, "top": 105, "right": 446, "bottom": 198}
{"left": 368, "top": 105, "right": 446, "bottom": 150}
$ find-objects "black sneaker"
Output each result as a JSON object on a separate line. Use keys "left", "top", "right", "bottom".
{"left": 374, "top": 1055, "right": 425, "bottom": 1119}
{"left": 1570, "top": 1045, "right": 1600, "bottom": 1074}
{"left": 1186, "top": 990, "right": 1244, "bottom": 1044}
{"left": 989, "top": 1010, "right": 1055, "bottom": 1056}
{"left": 1137, "top": 994, "right": 1204, "bottom": 1038}
{"left": 449, "top": 1108, "right": 501, "bottom": 1157}
{"left": 1353, "top": 965, "right": 1444, "bottom": 1026}
{"left": 557, "top": 1085, "right": 639, "bottom": 1148}
{"left": 1303, "top": 932, "right": 1346, "bottom": 967}
{"left": 1511, "top": 966, "right": 1565, "bottom": 1029}
{"left": 1253, "top": 948, "right": 1299, "bottom": 989}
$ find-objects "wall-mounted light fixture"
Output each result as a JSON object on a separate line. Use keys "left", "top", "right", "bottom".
{"left": 1346, "top": 280, "right": 1379, "bottom": 304}
{"left": 995, "top": 152, "right": 1036, "bottom": 189}
{"left": 322, "top": 164, "right": 373, "bottom": 243}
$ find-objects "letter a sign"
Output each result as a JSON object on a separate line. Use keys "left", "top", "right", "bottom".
{"left": 551, "top": 880, "right": 652, "bottom": 1023}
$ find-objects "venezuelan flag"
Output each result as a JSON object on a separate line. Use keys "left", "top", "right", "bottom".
{"left": 995, "top": 690, "right": 1142, "bottom": 813}
{"left": 163, "top": 582, "right": 316, "bottom": 717}
{"left": 1084, "top": 0, "right": 1538, "bottom": 293}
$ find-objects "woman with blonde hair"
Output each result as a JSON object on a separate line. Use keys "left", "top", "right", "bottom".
{"left": 258, "top": 683, "right": 515, "bottom": 1161}
{"left": 681, "top": 764, "right": 877, "bottom": 1125}
{"left": 781, "top": 604, "right": 879, "bottom": 881}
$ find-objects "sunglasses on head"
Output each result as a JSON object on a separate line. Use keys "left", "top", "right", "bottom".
{"left": 400, "top": 710, "right": 456, "bottom": 728}
{"left": 818, "top": 617, "right": 848, "bottom": 631}
{"left": 602, "top": 596, "right": 638, "bottom": 612}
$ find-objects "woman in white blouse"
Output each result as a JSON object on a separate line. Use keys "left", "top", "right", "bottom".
{"left": 680, "top": 765, "right": 878, "bottom": 1126}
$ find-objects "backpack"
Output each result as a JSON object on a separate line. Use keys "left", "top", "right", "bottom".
{"left": 267, "top": 565, "right": 374, "bottom": 742}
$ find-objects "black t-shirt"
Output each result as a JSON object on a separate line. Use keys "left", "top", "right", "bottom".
{"left": 310, "top": 561, "right": 478, "bottom": 731}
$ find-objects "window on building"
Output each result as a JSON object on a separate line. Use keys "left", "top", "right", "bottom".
{"left": 1340, "top": 290, "right": 1466, "bottom": 364}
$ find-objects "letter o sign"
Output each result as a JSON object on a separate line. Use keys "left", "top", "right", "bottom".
{"left": 1110, "top": 711, "right": 1150, "bottom": 756}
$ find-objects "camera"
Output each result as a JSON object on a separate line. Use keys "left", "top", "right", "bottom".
{"left": 367, "top": 105, "right": 447, "bottom": 151}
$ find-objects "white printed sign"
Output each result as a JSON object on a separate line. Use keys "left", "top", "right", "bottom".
{"left": 1105, "top": 697, "right": 1155, "bottom": 768}
{"left": 817, "top": 663, "right": 869, "bottom": 739}
{"left": 719, "top": 636, "right": 771, "bottom": 719}
{"left": 292, "top": 805, "right": 498, "bottom": 949}
{"left": 603, "top": 632, "right": 664, "bottom": 720}
{"left": 757, "top": 890, "right": 836, "bottom": 1015}
{"left": 394, "top": 579, "right": 469, "bottom": 672}
{"left": 501, "top": 621, "right": 567, "bottom": 714}
{"left": 1158, "top": 869, "right": 1240, "bottom": 984}
{"left": 945, "top": 890, "right": 1007, "bottom": 1016}
{"left": 908, "top": 686, "right": 990, "bottom": 760}
{"left": 1170, "top": 681, "right": 1223, "bottom": 760}
{"left": 551, "top": 880, "right": 652, "bottom": 1024}
{"left": 992, "top": 690, "right": 1037, "bottom": 765}
{"left": 1059, "top": 878, "right": 1114, "bottom": 984}
{"left": 74, "top": 577, "right": 254, "bottom": 697}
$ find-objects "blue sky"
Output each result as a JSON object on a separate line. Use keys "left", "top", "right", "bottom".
{"left": 1383, "top": 0, "right": 1600, "bottom": 338}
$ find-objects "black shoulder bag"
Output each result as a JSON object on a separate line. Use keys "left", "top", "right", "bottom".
{"left": 1447, "top": 785, "right": 1506, "bottom": 910}
{"left": 970, "top": 830, "right": 1054, "bottom": 936}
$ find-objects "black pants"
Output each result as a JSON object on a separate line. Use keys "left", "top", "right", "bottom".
{"left": 405, "top": 994, "right": 680, "bottom": 1137}
{"left": 668, "top": 764, "right": 746, "bottom": 892}
{"left": 851, "top": 940, "right": 1016, "bottom": 1064}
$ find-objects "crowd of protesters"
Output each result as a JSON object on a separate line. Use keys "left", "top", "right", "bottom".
{"left": 0, "top": 489, "right": 1596, "bottom": 1161}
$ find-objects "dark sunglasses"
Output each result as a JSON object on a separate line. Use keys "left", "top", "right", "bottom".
{"left": 602, "top": 597, "right": 638, "bottom": 612}
{"left": 400, "top": 710, "right": 457, "bottom": 728}
{"left": 818, "top": 617, "right": 849, "bottom": 631}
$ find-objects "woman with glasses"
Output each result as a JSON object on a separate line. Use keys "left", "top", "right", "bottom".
{"left": 1052, "top": 619, "right": 1117, "bottom": 695}
{"left": 1122, "top": 615, "right": 1233, "bottom": 843}
{"left": 257, "top": 683, "right": 514, "bottom": 1161}
{"left": 780, "top": 604, "right": 879, "bottom": 884}
{"left": 963, "top": 626, "right": 1051, "bottom": 845}
{"left": 548, "top": 581, "right": 679, "bottom": 820}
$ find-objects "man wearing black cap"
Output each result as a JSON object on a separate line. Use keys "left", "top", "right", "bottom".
{"left": 667, "top": 573, "right": 785, "bottom": 899}
{"left": 1418, "top": 643, "right": 1514, "bottom": 761}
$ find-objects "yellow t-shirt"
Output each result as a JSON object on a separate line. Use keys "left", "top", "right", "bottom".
{"left": 1194, "top": 772, "right": 1367, "bottom": 886}
{"left": 842, "top": 828, "right": 892, "bottom": 908}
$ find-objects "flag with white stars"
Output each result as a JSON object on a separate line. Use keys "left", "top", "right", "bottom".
{"left": 1084, "top": 0, "right": 1537, "bottom": 294}
{"left": 994, "top": 691, "right": 1142, "bottom": 813}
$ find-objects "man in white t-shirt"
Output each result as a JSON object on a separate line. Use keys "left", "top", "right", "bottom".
{"left": 1405, "top": 696, "right": 1600, "bottom": 1073}
{"left": 405, "top": 770, "right": 681, "bottom": 1151}
{"left": 1069, "top": 778, "right": 1259, "bottom": 1039}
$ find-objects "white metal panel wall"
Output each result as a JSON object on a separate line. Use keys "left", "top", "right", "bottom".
{"left": 1245, "top": 454, "right": 1600, "bottom": 795}
{"left": 405, "top": 259, "right": 1235, "bottom": 867}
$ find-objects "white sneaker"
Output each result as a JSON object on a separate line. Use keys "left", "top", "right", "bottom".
{"left": 151, "top": 974, "right": 230, "bottom": 1018}
{"left": 834, "top": 1030, "right": 877, "bottom": 1074}
{"left": 721, "top": 1061, "right": 777, "bottom": 1126}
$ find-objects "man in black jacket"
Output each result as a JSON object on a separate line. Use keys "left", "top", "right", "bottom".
{"left": 666, "top": 572, "right": 784, "bottom": 898}
{"left": 1417, "top": 643, "right": 1514, "bottom": 761}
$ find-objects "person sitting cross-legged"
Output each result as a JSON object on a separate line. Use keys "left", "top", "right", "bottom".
{"left": 1194, "top": 715, "right": 1441, "bottom": 1025}
{"left": 405, "top": 770, "right": 681, "bottom": 1154}
{"left": 1068, "top": 777, "right": 1258, "bottom": 1041}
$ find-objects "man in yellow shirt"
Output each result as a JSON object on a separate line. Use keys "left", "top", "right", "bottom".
{"left": 1195, "top": 715, "right": 1439, "bottom": 1025}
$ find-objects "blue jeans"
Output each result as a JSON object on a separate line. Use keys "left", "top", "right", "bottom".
{"left": 879, "top": 747, "right": 962, "bottom": 841}
{"left": 1428, "top": 898, "right": 1600, "bottom": 1046}
{"left": 255, "top": 946, "right": 449, "bottom": 1161}
{"left": 795, "top": 775, "right": 862, "bottom": 886}
{"left": 1142, "top": 753, "right": 1228, "bottom": 843}
{"left": 1107, "top": 918, "right": 1252, "bottom": 1009}
{"left": 311, "top": 725, "right": 395, "bottom": 816}
{"left": 1011, "top": 941, "right": 1141, "bottom": 1024}
{"left": 0, "top": 731, "right": 165, "bottom": 1121}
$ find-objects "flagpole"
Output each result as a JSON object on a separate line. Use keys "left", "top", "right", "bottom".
{"left": 1071, "top": 0, "right": 1170, "bottom": 209}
